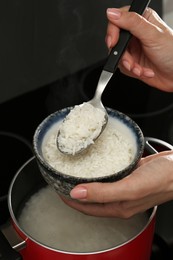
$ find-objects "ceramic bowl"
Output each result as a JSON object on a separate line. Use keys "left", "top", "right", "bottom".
{"left": 33, "top": 106, "right": 144, "bottom": 198}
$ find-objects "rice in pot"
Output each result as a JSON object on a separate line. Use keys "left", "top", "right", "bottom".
{"left": 18, "top": 185, "right": 148, "bottom": 252}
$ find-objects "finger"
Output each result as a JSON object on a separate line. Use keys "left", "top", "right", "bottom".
{"left": 61, "top": 196, "right": 128, "bottom": 218}
{"left": 106, "top": 6, "right": 130, "bottom": 48}
{"left": 70, "top": 156, "right": 171, "bottom": 203}
{"left": 70, "top": 168, "right": 150, "bottom": 203}
{"left": 115, "top": 41, "right": 155, "bottom": 79}
{"left": 106, "top": 7, "right": 162, "bottom": 46}
{"left": 62, "top": 194, "right": 156, "bottom": 218}
{"left": 119, "top": 60, "right": 155, "bottom": 79}
{"left": 106, "top": 22, "right": 120, "bottom": 49}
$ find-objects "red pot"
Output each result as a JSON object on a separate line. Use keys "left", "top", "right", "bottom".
{"left": 6, "top": 157, "right": 156, "bottom": 260}
{"left": 17, "top": 214, "right": 156, "bottom": 260}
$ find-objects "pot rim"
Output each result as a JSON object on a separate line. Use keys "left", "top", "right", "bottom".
{"left": 8, "top": 156, "right": 157, "bottom": 255}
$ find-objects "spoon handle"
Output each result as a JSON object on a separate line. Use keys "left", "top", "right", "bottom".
{"left": 104, "top": 0, "right": 151, "bottom": 73}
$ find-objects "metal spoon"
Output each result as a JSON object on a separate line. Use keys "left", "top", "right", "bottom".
{"left": 57, "top": 0, "right": 151, "bottom": 155}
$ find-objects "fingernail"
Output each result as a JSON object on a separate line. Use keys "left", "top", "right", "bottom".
{"left": 107, "top": 8, "right": 121, "bottom": 19}
{"left": 122, "top": 60, "right": 131, "bottom": 71}
{"left": 106, "top": 35, "right": 112, "bottom": 49}
{"left": 144, "top": 69, "right": 155, "bottom": 78}
{"left": 70, "top": 187, "right": 87, "bottom": 199}
{"left": 133, "top": 67, "right": 141, "bottom": 77}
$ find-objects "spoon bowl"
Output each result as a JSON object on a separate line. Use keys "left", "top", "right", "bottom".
{"left": 56, "top": 72, "right": 110, "bottom": 155}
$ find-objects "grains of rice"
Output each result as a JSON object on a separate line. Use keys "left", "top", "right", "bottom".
{"left": 18, "top": 185, "right": 148, "bottom": 252}
{"left": 57, "top": 103, "right": 106, "bottom": 155}
{"left": 42, "top": 115, "right": 137, "bottom": 178}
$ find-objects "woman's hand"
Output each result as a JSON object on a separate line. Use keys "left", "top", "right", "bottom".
{"left": 105, "top": 7, "right": 173, "bottom": 92}
{"left": 62, "top": 151, "right": 173, "bottom": 218}
{"left": 60, "top": 7, "right": 173, "bottom": 219}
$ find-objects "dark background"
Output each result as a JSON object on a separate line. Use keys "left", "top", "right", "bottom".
{"left": 0, "top": 0, "right": 162, "bottom": 103}
{"left": 1, "top": 1, "right": 173, "bottom": 259}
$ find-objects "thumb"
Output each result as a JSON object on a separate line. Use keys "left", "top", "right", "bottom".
{"left": 106, "top": 7, "right": 161, "bottom": 47}
{"left": 70, "top": 160, "right": 158, "bottom": 203}
{"left": 70, "top": 173, "right": 143, "bottom": 203}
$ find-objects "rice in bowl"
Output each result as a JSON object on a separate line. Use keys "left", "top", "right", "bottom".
{"left": 42, "top": 116, "right": 137, "bottom": 178}
{"left": 33, "top": 107, "right": 144, "bottom": 197}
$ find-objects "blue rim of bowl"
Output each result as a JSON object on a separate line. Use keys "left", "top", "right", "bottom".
{"left": 33, "top": 106, "right": 145, "bottom": 183}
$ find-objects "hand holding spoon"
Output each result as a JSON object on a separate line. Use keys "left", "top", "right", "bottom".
{"left": 57, "top": 0, "right": 151, "bottom": 156}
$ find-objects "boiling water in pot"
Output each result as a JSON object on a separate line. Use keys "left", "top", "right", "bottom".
{"left": 18, "top": 185, "right": 148, "bottom": 253}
